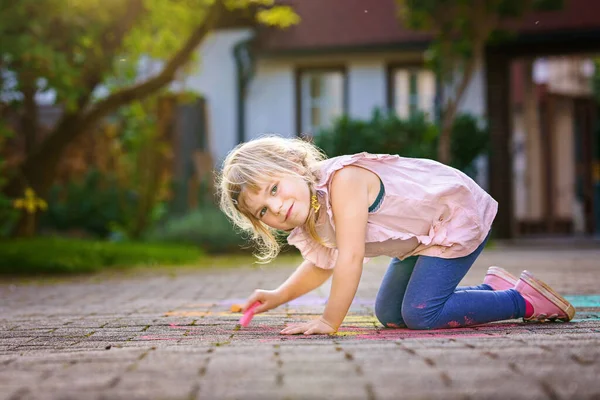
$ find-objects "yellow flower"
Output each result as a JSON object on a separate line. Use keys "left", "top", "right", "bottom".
{"left": 12, "top": 188, "right": 48, "bottom": 214}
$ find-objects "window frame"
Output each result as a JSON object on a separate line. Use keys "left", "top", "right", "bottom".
{"left": 386, "top": 63, "right": 439, "bottom": 121}
{"left": 295, "top": 66, "right": 348, "bottom": 136}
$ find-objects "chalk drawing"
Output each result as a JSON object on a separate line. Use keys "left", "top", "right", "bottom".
{"left": 148, "top": 294, "right": 600, "bottom": 342}
{"left": 565, "top": 295, "right": 600, "bottom": 308}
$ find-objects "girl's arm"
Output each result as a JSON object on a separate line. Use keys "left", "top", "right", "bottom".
{"left": 276, "top": 259, "right": 334, "bottom": 304}
{"left": 321, "top": 166, "right": 370, "bottom": 330}
{"left": 243, "top": 259, "right": 332, "bottom": 314}
{"left": 280, "top": 165, "right": 375, "bottom": 335}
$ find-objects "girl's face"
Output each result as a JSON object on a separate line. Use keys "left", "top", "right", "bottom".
{"left": 240, "top": 174, "right": 311, "bottom": 231}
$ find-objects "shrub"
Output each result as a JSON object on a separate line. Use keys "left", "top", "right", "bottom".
{"left": 314, "top": 109, "right": 488, "bottom": 173}
{"left": 449, "top": 114, "right": 489, "bottom": 176}
{"left": 40, "top": 169, "right": 131, "bottom": 238}
{"left": 0, "top": 124, "right": 18, "bottom": 237}
{"left": 0, "top": 238, "right": 203, "bottom": 275}
{"left": 146, "top": 204, "right": 249, "bottom": 254}
{"left": 315, "top": 109, "right": 438, "bottom": 160}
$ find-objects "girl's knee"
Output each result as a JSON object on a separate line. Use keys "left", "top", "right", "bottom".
{"left": 401, "top": 303, "right": 434, "bottom": 330}
{"left": 375, "top": 302, "right": 404, "bottom": 328}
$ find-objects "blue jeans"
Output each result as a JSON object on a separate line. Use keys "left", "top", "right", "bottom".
{"left": 374, "top": 234, "right": 526, "bottom": 330}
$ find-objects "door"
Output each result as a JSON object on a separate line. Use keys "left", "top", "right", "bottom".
{"left": 573, "top": 97, "right": 596, "bottom": 235}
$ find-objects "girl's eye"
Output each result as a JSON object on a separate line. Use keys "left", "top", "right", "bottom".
{"left": 258, "top": 184, "right": 277, "bottom": 218}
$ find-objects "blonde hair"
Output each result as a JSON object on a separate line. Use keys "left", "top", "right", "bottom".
{"left": 217, "top": 135, "right": 327, "bottom": 263}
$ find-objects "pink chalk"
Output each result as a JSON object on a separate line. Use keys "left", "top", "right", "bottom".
{"left": 239, "top": 301, "right": 261, "bottom": 327}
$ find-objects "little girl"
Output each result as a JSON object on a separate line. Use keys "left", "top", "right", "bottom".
{"left": 218, "top": 135, "right": 575, "bottom": 335}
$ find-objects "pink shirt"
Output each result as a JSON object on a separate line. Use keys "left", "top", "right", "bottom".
{"left": 287, "top": 153, "right": 498, "bottom": 269}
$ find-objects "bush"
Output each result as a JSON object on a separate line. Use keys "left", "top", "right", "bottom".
{"left": 449, "top": 114, "right": 489, "bottom": 176}
{"left": 0, "top": 124, "right": 18, "bottom": 237}
{"left": 0, "top": 192, "right": 17, "bottom": 238}
{"left": 0, "top": 238, "right": 204, "bottom": 275}
{"left": 40, "top": 169, "right": 133, "bottom": 238}
{"left": 315, "top": 109, "right": 438, "bottom": 160}
{"left": 146, "top": 204, "right": 249, "bottom": 254}
{"left": 314, "top": 109, "right": 488, "bottom": 174}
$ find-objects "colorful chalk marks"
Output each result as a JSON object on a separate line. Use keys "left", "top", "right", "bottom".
{"left": 134, "top": 294, "right": 600, "bottom": 343}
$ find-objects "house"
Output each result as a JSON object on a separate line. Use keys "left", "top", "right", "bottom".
{"left": 184, "top": 0, "right": 600, "bottom": 239}
{"left": 511, "top": 57, "right": 598, "bottom": 237}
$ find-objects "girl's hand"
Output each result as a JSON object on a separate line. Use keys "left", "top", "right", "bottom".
{"left": 242, "top": 289, "right": 284, "bottom": 314}
{"left": 280, "top": 318, "right": 337, "bottom": 335}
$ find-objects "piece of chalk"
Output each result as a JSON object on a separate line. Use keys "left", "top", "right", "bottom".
{"left": 239, "top": 301, "right": 261, "bottom": 327}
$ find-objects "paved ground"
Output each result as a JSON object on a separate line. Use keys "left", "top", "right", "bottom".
{"left": 1, "top": 245, "right": 600, "bottom": 400}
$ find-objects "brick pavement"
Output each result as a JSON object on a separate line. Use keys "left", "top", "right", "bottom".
{"left": 1, "top": 246, "right": 599, "bottom": 400}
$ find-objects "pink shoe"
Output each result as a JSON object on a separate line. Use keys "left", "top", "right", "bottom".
{"left": 483, "top": 266, "right": 518, "bottom": 291}
{"left": 515, "top": 270, "right": 575, "bottom": 322}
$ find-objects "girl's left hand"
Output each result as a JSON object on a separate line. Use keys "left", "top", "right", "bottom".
{"left": 280, "top": 318, "right": 337, "bottom": 335}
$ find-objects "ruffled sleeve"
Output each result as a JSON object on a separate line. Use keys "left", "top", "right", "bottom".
{"left": 286, "top": 227, "right": 338, "bottom": 270}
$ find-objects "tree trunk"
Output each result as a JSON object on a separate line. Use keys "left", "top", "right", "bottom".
{"left": 12, "top": 212, "right": 39, "bottom": 238}
{"left": 437, "top": 49, "right": 480, "bottom": 165}
{"left": 4, "top": 3, "right": 220, "bottom": 238}
{"left": 5, "top": 113, "right": 83, "bottom": 237}
{"left": 21, "top": 78, "right": 38, "bottom": 157}
{"left": 129, "top": 97, "right": 174, "bottom": 239}
{"left": 438, "top": 116, "right": 453, "bottom": 165}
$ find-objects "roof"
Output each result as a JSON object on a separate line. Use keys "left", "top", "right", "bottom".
{"left": 255, "top": 0, "right": 430, "bottom": 54}
{"left": 254, "top": 0, "right": 600, "bottom": 55}
{"left": 503, "top": 0, "right": 600, "bottom": 33}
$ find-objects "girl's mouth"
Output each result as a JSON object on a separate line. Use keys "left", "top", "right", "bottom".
{"left": 285, "top": 203, "right": 294, "bottom": 221}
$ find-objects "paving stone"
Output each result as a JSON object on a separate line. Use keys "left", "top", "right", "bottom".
{"left": 1, "top": 247, "right": 599, "bottom": 399}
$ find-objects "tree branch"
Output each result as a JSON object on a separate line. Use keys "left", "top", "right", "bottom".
{"left": 443, "top": 52, "right": 478, "bottom": 128}
{"left": 12, "top": 0, "right": 147, "bottom": 194}
{"left": 78, "top": 2, "right": 221, "bottom": 133}
{"left": 19, "top": 72, "right": 38, "bottom": 156}
{"left": 12, "top": 0, "right": 222, "bottom": 196}
{"left": 80, "top": 0, "right": 146, "bottom": 95}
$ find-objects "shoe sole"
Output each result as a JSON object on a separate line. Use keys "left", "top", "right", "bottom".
{"left": 521, "top": 270, "right": 576, "bottom": 322}
{"left": 487, "top": 266, "right": 518, "bottom": 287}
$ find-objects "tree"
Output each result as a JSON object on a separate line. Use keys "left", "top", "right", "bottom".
{"left": 396, "top": 0, "right": 563, "bottom": 164}
{"left": 0, "top": 0, "right": 299, "bottom": 236}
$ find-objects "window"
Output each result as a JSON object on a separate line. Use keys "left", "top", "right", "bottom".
{"left": 390, "top": 67, "right": 436, "bottom": 120}
{"left": 297, "top": 69, "right": 345, "bottom": 134}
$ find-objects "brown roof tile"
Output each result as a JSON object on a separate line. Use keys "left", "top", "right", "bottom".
{"left": 503, "top": 0, "right": 600, "bottom": 33}
{"left": 255, "top": 0, "right": 429, "bottom": 53}
{"left": 255, "top": 0, "right": 600, "bottom": 54}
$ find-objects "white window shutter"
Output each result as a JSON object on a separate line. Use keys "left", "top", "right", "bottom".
{"left": 394, "top": 70, "right": 409, "bottom": 119}
{"left": 418, "top": 70, "right": 436, "bottom": 120}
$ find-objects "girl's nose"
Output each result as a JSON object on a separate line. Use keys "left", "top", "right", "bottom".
{"left": 268, "top": 198, "right": 283, "bottom": 216}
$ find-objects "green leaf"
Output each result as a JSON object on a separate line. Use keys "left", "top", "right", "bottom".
{"left": 256, "top": 6, "right": 301, "bottom": 28}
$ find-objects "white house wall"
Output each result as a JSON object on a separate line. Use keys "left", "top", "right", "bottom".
{"left": 245, "top": 59, "right": 295, "bottom": 140}
{"left": 458, "top": 59, "right": 486, "bottom": 119}
{"left": 347, "top": 60, "right": 386, "bottom": 119}
{"left": 246, "top": 52, "right": 423, "bottom": 141}
{"left": 187, "top": 29, "right": 488, "bottom": 165}
{"left": 441, "top": 59, "right": 488, "bottom": 188}
{"left": 442, "top": 59, "right": 487, "bottom": 120}
{"left": 183, "top": 28, "right": 254, "bottom": 165}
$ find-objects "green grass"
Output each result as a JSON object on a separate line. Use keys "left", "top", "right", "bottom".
{"left": 0, "top": 237, "right": 204, "bottom": 275}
